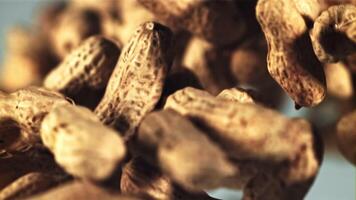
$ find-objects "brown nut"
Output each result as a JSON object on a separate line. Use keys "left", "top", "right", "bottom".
{"left": 0, "top": 26, "right": 57, "bottom": 92}
{"left": 25, "top": 181, "right": 139, "bottom": 200}
{"left": 164, "top": 87, "right": 309, "bottom": 163}
{"left": 120, "top": 157, "right": 218, "bottom": 200}
{"left": 325, "top": 62, "right": 354, "bottom": 99}
{"left": 136, "top": 109, "right": 236, "bottom": 191}
{"left": 311, "top": 4, "right": 356, "bottom": 63}
{"left": 138, "top": 0, "right": 246, "bottom": 46}
{"left": 243, "top": 119, "right": 322, "bottom": 200}
{"left": 44, "top": 36, "right": 120, "bottom": 96}
{"left": 256, "top": 0, "right": 326, "bottom": 107}
{"left": 50, "top": 7, "right": 101, "bottom": 59}
{"left": 95, "top": 22, "right": 173, "bottom": 138}
{"left": 337, "top": 110, "right": 356, "bottom": 165}
{"left": 0, "top": 172, "right": 70, "bottom": 200}
{"left": 182, "top": 37, "right": 236, "bottom": 95}
{"left": 0, "top": 87, "right": 70, "bottom": 147}
{"left": 41, "top": 104, "right": 126, "bottom": 181}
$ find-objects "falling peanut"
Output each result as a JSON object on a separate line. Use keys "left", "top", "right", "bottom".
{"left": 164, "top": 87, "right": 311, "bottom": 163}
{"left": 41, "top": 104, "right": 126, "bottom": 181}
{"left": 0, "top": 172, "right": 70, "bottom": 200}
{"left": 138, "top": 0, "right": 246, "bottom": 46}
{"left": 311, "top": 4, "right": 356, "bottom": 63}
{"left": 95, "top": 22, "right": 173, "bottom": 138}
{"left": 44, "top": 36, "right": 120, "bottom": 95}
{"left": 136, "top": 109, "right": 236, "bottom": 191}
{"left": 256, "top": 0, "right": 326, "bottom": 107}
{"left": 336, "top": 110, "right": 356, "bottom": 165}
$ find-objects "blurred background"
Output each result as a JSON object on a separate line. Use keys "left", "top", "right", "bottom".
{"left": 0, "top": 1, "right": 354, "bottom": 199}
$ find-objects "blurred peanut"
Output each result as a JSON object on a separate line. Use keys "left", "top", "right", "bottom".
{"left": 136, "top": 109, "right": 236, "bottom": 191}
{"left": 41, "top": 104, "right": 125, "bottom": 181}
{"left": 0, "top": 172, "right": 70, "bottom": 200}
{"left": 325, "top": 62, "right": 354, "bottom": 99}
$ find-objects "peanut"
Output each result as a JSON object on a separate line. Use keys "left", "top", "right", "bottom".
{"left": 50, "top": 7, "right": 101, "bottom": 59}
{"left": 120, "top": 157, "right": 217, "bottom": 200}
{"left": 95, "top": 22, "right": 173, "bottom": 138}
{"left": 336, "top": 110, "right": 356, "bottom": 165}
{"left": 311, "top": 4, "right": 356, "bottom": 63}
{"left": 325, "top": 62, "right": 354, "bottom": 99}
{"left": 0, "top": 172, "right": 70, "bottom": 200}
{"left": 44, "top": 36, "right": 120, "bottom": 96}
{"left": 243, "top": 119, "right": 322, "bottom": 200}
{"left": 164, "top": 87, "right": 312, "bottom": 163}
{"left": 25, "top": 181, "right": 139, "bottom": 200}
{"left": 0, "top": 27, "right": 57, "bottom": 92}
{"left": 182, "top": 37, "right": 236, "bottom": 95}
{"left": 0, "top": 87, "right": 70, "bottom": 148}
{"left": 138, "top": 0, "right": 246, "bottom": 46}
{"left": 256, "top": 0, "right": 326, "bottom": 107}
{"left": 41, "top": 104, "right": 126, "bottom": 181}
{"left": 136, "top": 109, "right": 236, "bottom": 191}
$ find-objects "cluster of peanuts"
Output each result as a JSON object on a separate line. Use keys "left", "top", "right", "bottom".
{"left": 1, "top": 0, "right": 356, "bottom": 199}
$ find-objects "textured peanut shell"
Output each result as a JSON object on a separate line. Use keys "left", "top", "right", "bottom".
{"left": 137, "top": 109, "right": 236, "bottom": 191}
{"left": 337, "top": 110, "right": 356, "bottom": 165}
{"left": 95, "top": 22, "right": 173, "bottom": 137}
{"left": 44, "top": 36, "right": 120, "bottom": 95}
{"left": 25, "top": 181, "right": 139, "bottom": 200}
{"left": 311, "top": 4, "right": 356, "bottom": 63}
{"left": 0, "top": 172, "right": 69, "bottom": 200}
{"left": 0, "top": 87, "right": 70, "bottom": 147}
{"left": 41, "top": 104, "right": 125, "bottom": 181}
{"left": 256, "top": 0, "right": 326, "bottom": 107}
{"left": 164, "top": 87, "right": 308, "bottom": 162}
{"left": 120, "top": 157, "right": 217, "bottom": 200}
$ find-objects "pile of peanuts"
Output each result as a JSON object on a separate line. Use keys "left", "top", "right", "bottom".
{"left": 0, "top": 0, "right": 356, "bottom": 199}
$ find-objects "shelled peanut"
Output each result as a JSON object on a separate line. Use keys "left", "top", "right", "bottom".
{"left": 1, "top": 0, "right": 356, "bottom": 199}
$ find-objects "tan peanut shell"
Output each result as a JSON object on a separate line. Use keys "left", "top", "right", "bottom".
{"left": 0, "top": 87, "right": 70, "bottom": 148}
{"left": 25, "top": 181, "right": 139, "bottom": 200}
{"left": 256, "top": 0, "right": 326, "bottom": 107}
{"left": 243, "top": 119, "right": 322, "bottom": 200}
{"left": 0, "top": 172, "right": 69, "bottom": 200}
{"left": 41, "top": 104, "right": 126, "bottom": 181}
{"left": 95, "top": 22, "right": 173, "bottom": 137}
{"left": 337, "top": 110, "right": 356, "bottom": 165}
{"left": 44, "top": 36, "right": 120, "bottom": 95}
{"left": 120, "top": 157, "right": 217, "bottom": 200}
{"left": 311, "top": 4, "right": 356, "bottom": 63}
{"left": 50, "top": 7, "right": 101, "bottom": 59}
{"left": 217, "top": 88, "right": 255, "bottom": 104}
{"left": 164, "top": 87, "right": 309, "bottom": 162}
{"left": 138, "top": 0, "right": 246, "bottom": 46}
{"left": 136, "top": 109, "right": 236, "bottom": 191}
{"left": 325, "top": 62, "right": 353, "bottom": 99}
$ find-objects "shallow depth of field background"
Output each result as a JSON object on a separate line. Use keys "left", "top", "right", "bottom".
{"left": 0, "top": 1, "right": 354, "bottom": 200}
